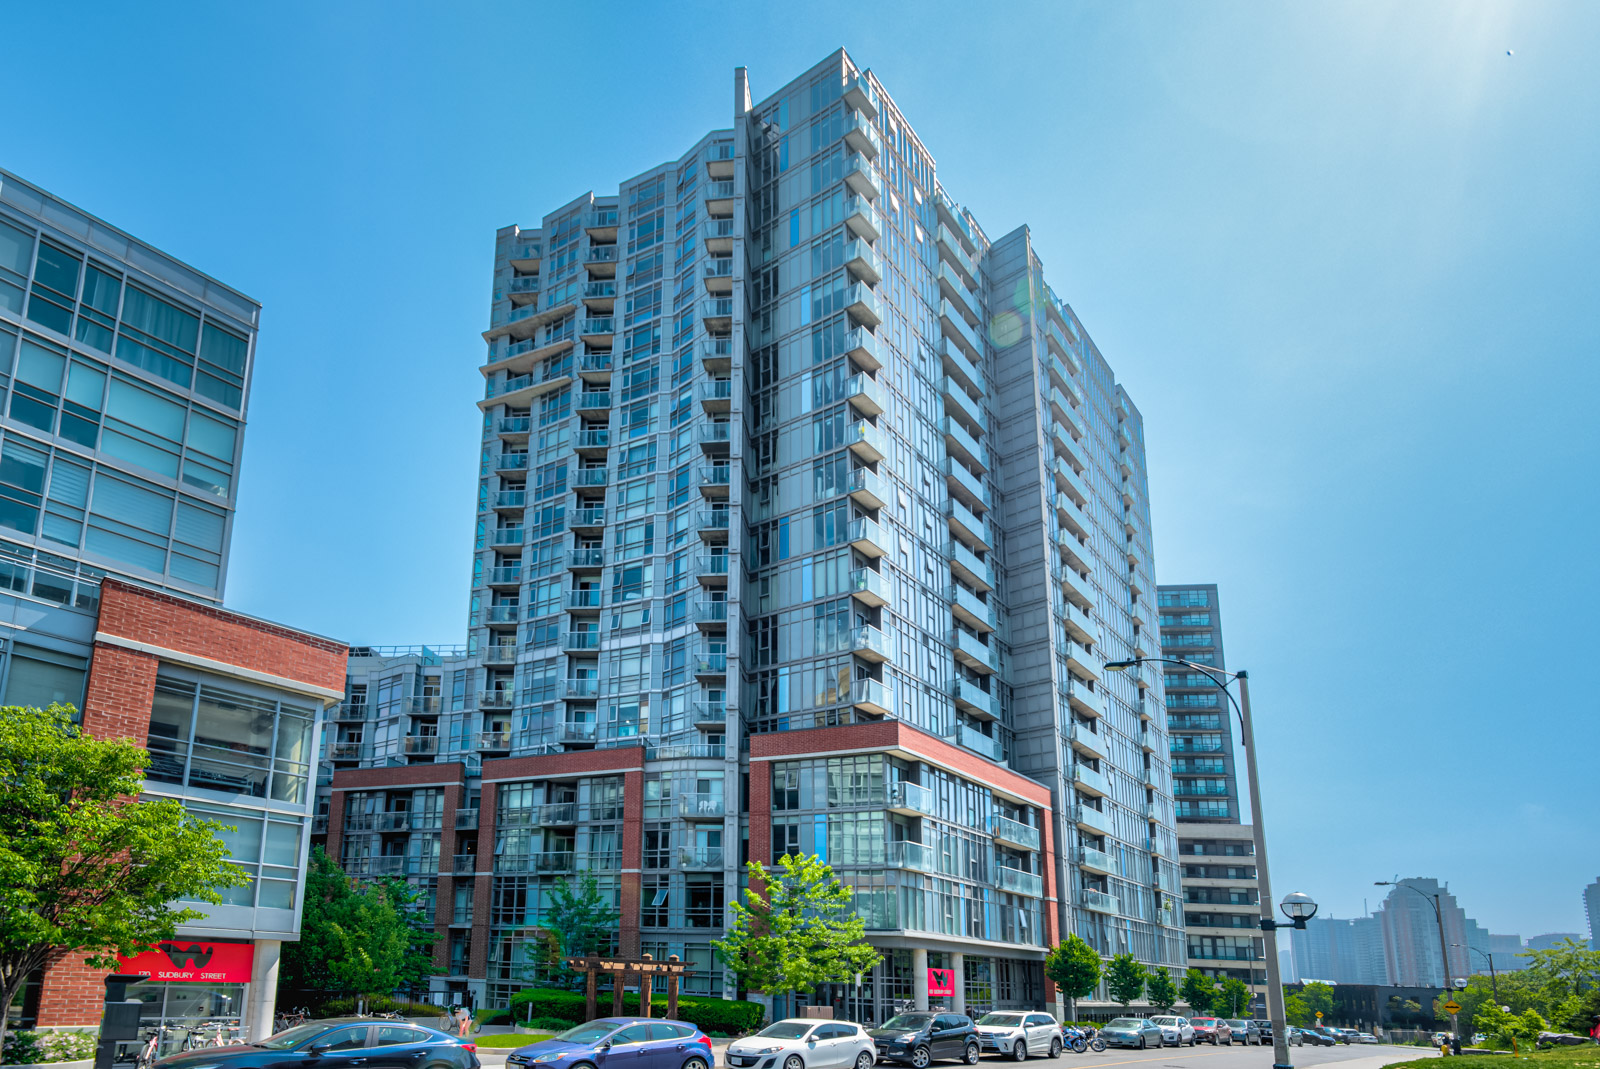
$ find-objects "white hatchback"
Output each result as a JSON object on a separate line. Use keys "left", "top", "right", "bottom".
{"left": 972, "top": 1012, "right": 1061, "bottom": 1060}
{"left": 1147, "top": 1017, "right": 1194, "bottom": 1047}
{"left": 726, "top": 1020, "right": 876, "bottom": 1069}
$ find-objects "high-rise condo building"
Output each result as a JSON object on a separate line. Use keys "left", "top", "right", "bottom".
{"left": 1586, "top": 878, "right": 1599, "bottom": 951}
{"left": 315, "top": 50, "right": 1181, "bottom": 1017}
{"left": 1, "top": 171, "right": 346, "bottom": 1043}
{"left": 1156, "top": 584, "right": 1265, "bottom": 1006}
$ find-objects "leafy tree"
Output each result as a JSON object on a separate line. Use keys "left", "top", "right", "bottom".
{"left": 0, "top": 704, "right": 250, "bottom": 1054}
{"left": 280, "top": 848, "right": 437, "bottom": 1003}
{"left": 375, "top": 876, "right": 440, "bottom": 997}
{"left": 1181, "top": 969, "right": 1216, "bottom": 1014}
{"left": 1300, "top": 981, "right": 1335, "bottom": 1023}
{"left": 1146, "top": 968, "right": 1178, "bottom": 1012}
{"left": 712, "top": 854, "right": 880, "bottom": 1019}
{"left": 1104, "top": 953, "right": 1146, "bottom": 1007}
{"left": 1217, "top": 976, "right": 1252, "bottom": 1017}
{"left": 1045, "top": 935, "right": 1101, "bottom": 1019}
{"left": 1472, "top": 1003, "right": 1546, "bottom": 1048}
{"left": 540, "top": 873, "right": 619, "bottom": 986}
{"left": 1284, "top": 994, "right": 1312, "bottom": 1027}
{"left": 1519, "top": 938, "right": 1600, "bottom": 1009}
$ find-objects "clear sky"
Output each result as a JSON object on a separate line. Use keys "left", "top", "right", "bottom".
{"left": 4, "top": 1, "right": 1595, "bottom": 940}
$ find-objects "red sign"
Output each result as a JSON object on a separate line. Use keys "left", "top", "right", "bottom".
{"left": 117, "top": 941, "right": 255, "bottom": 983}
{"left": 928, "top": 968, "right": 956, "bottom": 997}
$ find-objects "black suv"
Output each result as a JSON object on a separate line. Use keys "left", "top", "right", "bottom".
{"left": 869, "top": 1012, "right": 979, "bottom": 1067}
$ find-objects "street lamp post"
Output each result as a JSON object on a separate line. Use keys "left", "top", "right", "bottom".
{"left": 1454, "top": 943, "right": 1499, "bottom": 1004}
{"left": 1376, "top": 880, "right": 1460, "bottom": 1047}
{"left": 1105, "top": 657, "right": 1313, "bottom": 1069}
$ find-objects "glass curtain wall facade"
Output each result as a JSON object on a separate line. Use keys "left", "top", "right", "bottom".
{"left": 314, "top": 49, "right": 1181, "bottom": 1013}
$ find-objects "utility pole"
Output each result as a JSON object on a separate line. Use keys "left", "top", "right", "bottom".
{"left": 1237, "top": 672, "right": 1292, "bottom": 1069}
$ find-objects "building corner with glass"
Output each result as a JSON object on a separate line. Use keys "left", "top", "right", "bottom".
{"left": 0, "top": 171, "right": 349, "bottom": 1044}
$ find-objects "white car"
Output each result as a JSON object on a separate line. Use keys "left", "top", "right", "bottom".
{"left": 726, "top": 1019, "right": 877, "bottom": 1069}
{"left": 1147, "top": 1016, "right": 1195, "bottom": 1047}
{"left": 972, "top": 1012, "right": 1061, "bottom": 1060}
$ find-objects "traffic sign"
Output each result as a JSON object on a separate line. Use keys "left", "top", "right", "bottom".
{"left": 1315, "top": 1012, "right": 1322, "bottom": 1019}
{"left": 1443, "top": 1001, "right": 1461, "bottom": 1014}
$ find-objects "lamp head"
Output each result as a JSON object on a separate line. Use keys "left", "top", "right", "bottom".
{"left": 1280, "top": 891, "right": 1319, "bottom": 924}
{"left": 1104, "top": 659, "right": 1138, "bottom": 672}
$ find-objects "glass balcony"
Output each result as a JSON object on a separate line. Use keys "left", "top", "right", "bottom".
{"left": 702, "top": 258, "right": 734, "bottom": 294}
{"left": 481, "top": 646, "right": 516, "bottom": 666}
{"left": 491, "top": 527, "right": 524, "bottom": 548}
{"left": 939, "top": 337, "right": 982, "bottom": 397}
{"left": 843, "top": 153, "right": 881, "bottom": 201}
{"left": 843, "top": 238, "right": 882, "bottom": 285}
{"left": 936, "top": 224, "right": 978, "bottom": 286}
{"left": 1058, "top": 562, "right": 1096, "bottom": 614}
{"left": 694, "top": 653, "right": 728, "bottom": 677}
{"left": 846, "top": 420, "right": 886, "bottom": 463}
{"left": 577, "top": 351, "right": 613, "bottom": 379}
{"left": 679, "top": 847, "right": 724, "bottom": 870}
{"left": 452, "top": 854, "right": 477, "bottom": 875}
{"left": 949, "top": 721, "right": 1002, "bottom": 762}
{"left": 950, "top": 628, "right": 998, "bottom": 675}
{"left": 703, "top": 217, "right": 735, "bottom": 252}
{"left": 699, "top": 464, "right": 732, "bottom": 496}
{"left": 1080, "top": 888, "right": 1120, "bottom": 914}
{"left": 509, "top": 241, "right": 541, "bottom": 265}
{"left": 991, "top": 814, "right": 1041, "bottom": 852}
{"left": 692, "top": 701, "right": 727, "bottom": 727}
{"left": 493, "top": 489, "right": 527, "bottom": 512}
{"left": 700, "top": 337, "right": 733, "bottom": 372}
{"left": 454, "top": 808, "right": 480, "bottom": 830}
{"left": 575, "top": 428, "right": 610, "bottom": 453}
{"left": 562, "top": 631, "right": 599, "bottom": 653}
{"left": 846, "top": 517, "right": 886, "bottom": 558}
{"left": 942, "top": 456, "right": 988, "bottom": 510}
{"left": 848, "top": 567, "right": 887, "bottom": 607}
{"left": 569, "top": 507, "right": 605, "bottom": 529}
{"left": 843, "top": 195, "right": 881, "bottom": 244}
{"left": 478, "top": 730, "right": 513, "bottom": 750}
{"left": 844, "top": 466, "right": 886, "bottom": 510}
{"left": 940, "top": 418, "right": 988, "bottom": 475}
{"left": 937, "top": 262, "right": 981, "bottom": 326}
{"left": 516, "top": 851, "right": 577, "bottom": 874}
{"left": 845, "top": 372, "right": 885, "bottom": 417}
{"left": 494, "top": 452, "right": 530, "bottom": 472}
{"left": 944, "top": 497, "right": 989, "bottom": 553}
{"left": 696, "top": 509, "right": 731, "bottom": 539}
{"left": 843, "top": 281, "right": 882, "bottom": 328}
{"left": 995, "top": 866, "right": 1043, "bottom": 898}
{"left": 1069, "top": 721, "right": 1108, "bottom": 761}
{"left": 1065, "top": 639, "right": 1099, "bottom": 679}
{"left": 1053, "top": 456, "right": 1089, "bottom": 508}
{"left": 576, "top": 391, "right": 611, "bottom": 415}
{"left": 843, "top": 113, "right": 881, "bottom": 159}
{"left": 333, "top": 703, "right": 367, "bottom": 722}
{"left": 948, "top": 583, "right": 996, "bottom": 632}
{"left": 940, "top": 300, "right": 983, "bottom": 363}
{"left": 1074, "top": 804, "right": 1113, "bottom": 837}
{"left": 850, "top": 677, "right": 889, "bottom": 716}
{"left": 698, "top": 378, "right": 734, "bottom": 411}
{"left": 584, "top": 245, "right": 618, "bottom": 265}
{"left": 566, "top": 589, "right": 602, "bottom": 611}
{"left": 705, "top": 180, "right": 736, "bottom": 200}
{"left": 1079, "top": 845, "right": 1115, "bottom": 875}
{"left": 706, "top": 143, "right": 736, "bottom": 177}
{"left": 946, "top": 539, "right": 994, "bottom": 593}
{"left": 559, "top": 718, "right": 598, "bottom": 739}
{"left": 569, "top": 468, "right": 607, "bottom": 489}
{"left": 329, "top": 741, "right": 366, "bottom": 761}
{"left": 940, "top": 377, "right": 985, "bottom": 433}
{"left": 696, "top": 555, "right": 730, "bottom": 584}
{"left": 487, "top": 566, "right": 522, "bottom": 587}
{"left": 483, "top": 604, "right": 520, "bottom": 624}
{"left": 951, "top": 677, "right": 998, "bottom": 721}
{"left": 1063, "top": 599, "right": 1098, "bottom": 646}
{"left": 843, "top": 73, "right": 879, "bottom": 119}
{"left": 886, "top": 840, "right": 932, "bottom": 872}
{"left": 678, "top": 792, "right": 726, "bottom": 819}
{"left": 693, "top": 601, "right": 729, "bottom": 628}
{"left": 842, "top": 327, "right": 882, "bottom": 372}
{"left": 698, "top": 422, "right": 732, "bottom": 450}
{"left": 1074, "top": 763, "right": 1110, "bottom": 797}
{"left": 586, "top": 208, "right": 619, "bottom": 233}
{"left": 568, "top": 548, "right": 604, "bottom": 570}
{"left": 850, "top": 624, "right": 889, "bottom": 662}
{"left": 887, "top": 780, "right": 936, "bottom": 816}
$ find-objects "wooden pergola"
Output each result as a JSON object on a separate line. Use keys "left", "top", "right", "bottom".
{"left": 566, "top": 954, "right": 693, "bottom": 1021}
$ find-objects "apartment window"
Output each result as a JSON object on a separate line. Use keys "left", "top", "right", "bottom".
{"left": 144, "top": 669, "right": 316, "bottom": 804}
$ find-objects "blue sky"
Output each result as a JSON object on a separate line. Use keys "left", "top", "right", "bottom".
{"left": 4, "top": 2, "right": 1595, "bottom": 939}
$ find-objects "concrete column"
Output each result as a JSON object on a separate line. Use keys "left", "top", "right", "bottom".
{"left": 246, "top": 940, "right": 282, "bottom": 1042}
{"left": 913, "top": 948, "right": 929, "bottom": 1012}
{"left": 950, "top": 953, "right": 965, "bottom": 1016}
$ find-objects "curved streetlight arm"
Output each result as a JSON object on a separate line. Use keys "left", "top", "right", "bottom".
{"left": 1104, "top": 655, "right": 1248, "bottom": 740}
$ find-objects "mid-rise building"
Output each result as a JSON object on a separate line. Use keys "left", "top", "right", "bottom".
{"left": 315, "top": 49, "right": 1182, "bottom": 1018}
{"left": 0, "top": 172, "right": 345, "bottom": 1045}
{"left": 1287, "top": 915, "right": 1387, "bottom": 985}
{"left": 1156, "top": 584, "right": 1264, "bottom": 1007}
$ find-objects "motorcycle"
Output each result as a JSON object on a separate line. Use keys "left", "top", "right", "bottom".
{"left": 1061, "top": 1026, "right": 1106, "bottom": 1054}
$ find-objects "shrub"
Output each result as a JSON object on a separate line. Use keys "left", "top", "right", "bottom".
{"left": 506, "top": 989, "right": 761, "bottom": 1033}
{"left": 526, "top": 1017, "right": 574, "bottom": 1032}
{"left": 2, "top": 1030, "right": 97, "bottom": 1064}
{"left": 316, "top": 996, "right": 444, "bottom": 1017}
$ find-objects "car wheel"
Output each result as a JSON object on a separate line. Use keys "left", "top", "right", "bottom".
{"left": 1139, "top": 1037, "right": 1147, "bottom": 1050}
{"left": 1012, "top": 1040, "right": 1027, "bottom": 1062}
{"left": 686, "top": 1060, "right": 709, "bottom": 1069}
{"left": 1049, "top": 1039, "right": 1061, "bottom": 1059}
{"left": 857, "top": 1053, "right": 874, "bottom": 1069}
{"left": 787, "top": 1056, "right": 806, "bottom": 1069}
{"left": 911, "top": 1047, "right": 931, "bottom": 1069}
{"left": 965, "top": 1044, "right": 980, "bottom": 1065}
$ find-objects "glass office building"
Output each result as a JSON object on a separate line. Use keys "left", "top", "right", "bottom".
{"left": 317, "top": 50, "right": 1181, "bottom": 1016}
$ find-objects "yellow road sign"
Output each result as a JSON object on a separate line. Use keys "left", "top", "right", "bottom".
{"left": 1443, "top": 1001, "right": 1461, "bottom": 1014}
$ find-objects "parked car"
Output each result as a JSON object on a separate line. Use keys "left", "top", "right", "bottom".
{"left": 1147, "top": 1017, "right": 1195, "bottom": 1047}
{"left": 1354, "top": 1033, "right": 1378, "bottom": 1045}
{"left": 869, "top": 1012, "right": 979, "bottom": 1067}
{"left": 1226, "top": 1020, "right": 1264, "bottom": 1046}
{"left": 972, "top": 1012, "right": 1060, "bottom": 1060}
{"left": 1254, "top": 1020, "right": 1274, "bottom": 1044}
{"left": 1311, "top": 1028, "right": 1349, "bottom": 1046}
{"left": 1096, "top": 1019, "right": 1164, "bottom": 1050}
{"left": 155, "top": 1019, "right": 480, "bottom": 1069}
{"left": 1295, "top": 1028, "right": 1336, "bottom": 1048}
{"left": 1282, "top": 1027, "right": 1304, "bottom": 1047}
{"left": 510, "top": 1019, "right": 712, "bottom": 1069}
{"left": 727, "top": 1020, "right": 874, "bottom": 1069}
{"left": 1189, "top": 1019, "right": 1232, "bottom": 1046}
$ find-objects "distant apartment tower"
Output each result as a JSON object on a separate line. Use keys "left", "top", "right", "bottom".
{"left": 1156, "top": 584, "right": 1264, "bottom": 1005}
{"left": 0, "top": 172, "right": 344, "bottom": 1043}
{"left": 1287, "top": 915, "right": 1387, "bottom": 985}
{"left": 314, "top": 50, "right": 1182, "bottom": 1016}
{"left": 1587, "top": 878, "right": 1600, "bottom": 950}
{"left": 1378, "top": 878, "right": 1492, "bottom": 986}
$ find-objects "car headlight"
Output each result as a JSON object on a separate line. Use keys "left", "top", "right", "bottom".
{"left": 754, "top": 1046, "right": 783, "bottom": 1055}
{"left": 528, "top": 1054, "right": 568, "bottom": 1064}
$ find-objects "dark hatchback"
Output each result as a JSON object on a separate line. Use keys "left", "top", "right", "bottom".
{"left": 868, "top": 1013, "right": 979, "bottom": 1067}
{"left": 155, "top": 1019, "right": 479, "bottom": 1069}
{"left": 506, "top": 1018, "right": 712, "bottom": 1069}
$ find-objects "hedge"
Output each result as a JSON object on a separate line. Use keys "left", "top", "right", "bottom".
{"left": 317, "top": 997, "right": 445, "bottom": 1017}
{"left": 507, "top": 989, "right": 761, "bottom": 1034}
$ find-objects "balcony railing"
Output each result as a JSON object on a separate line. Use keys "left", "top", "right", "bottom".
{"left": 452, "top": 854, "right": 477, "bottom": 875}
{"left": 679, "top": 847, "right": 724, "bottom": 870}
{"left": 569, "top": 548, "right": 604, "bottom": 569}
{"left": 995, "top": 866, "right": 1044, "bottom": 897}
{"left": 678, "top": 793, "right": 726, "bottom": 819}
{"left": 1074, "top": 763, "right": 1111, "bottom": 796}
{"left": 886, "top": 840, "right": 932, "bottom": 872}
{"left": 887, "top": 780, "right": 936, "bottom": 816}
{"left": 1079, "top": 845, "right": 1115, "bottom": 874}
{"left": 990, "top": 814, "right": 1041, "bottom": 851}
{"left": 454, "top": 808, "right": 479, "bottom": 830}
{"left": 1080, "top": 888, "right": 1120, "bottom": 914}
{"left": 949, "top": 721, "right": 1001, "bottom": 762}
{"left": 850, "top": 624, "right": 889, "bottom": 661}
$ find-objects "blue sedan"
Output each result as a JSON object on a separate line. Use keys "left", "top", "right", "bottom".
{"left": 507, "top": 1019, "right": 713, "bottom": 1069}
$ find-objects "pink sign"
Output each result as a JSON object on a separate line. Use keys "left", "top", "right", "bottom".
{"left": 928, "top": 968, "right": 955, "bottom": 997}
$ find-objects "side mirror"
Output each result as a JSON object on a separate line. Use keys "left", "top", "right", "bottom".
{"left": 308, "top": 1044, "right": 332, "bottom": 1056}
{"left": 599, "top": 1041, "right": 612, "bottom": 1051}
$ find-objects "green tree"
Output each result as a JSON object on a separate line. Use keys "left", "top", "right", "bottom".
{"left": 1300, "top": 981, "right": 1335, "bottom": 1023}
{"left": 1472, "top": 1003, "right": 1546, "bottom": 1048}
{"left": 1146, "top": 968, "right": 1178, "bottom": 1012}
{"left": 280, "top": 848, "right": 437, "bottom": 1004}
{"left": 529, "top": 873, "right": 621, "bottom": 989}
{"left": 1044, "top": 934, "right": 1101, "bottom": 1019}
{"left": 375, "top": 875, "right": 440, "bottom": 997}
{"left": 712, "top": 854, "right": 880, "bottom": 1019}
{"left": 1216, "top": 977, "right": 1252, "bottom": 1017}
{"left": 0, "top": 704, "right": 250, "bottom": 1054}
{"left": 1180, "top": 969, "right": 1216, "bottom": 1015}
{"left": 1519, "top": 938, "right": 1600, "bottom": 1010}
{"left": 1105, "top": 953, "right": 1147, "bottom": 1007}
{"left": 1284, "top": 994, "right": 1312, "bottom": 1027}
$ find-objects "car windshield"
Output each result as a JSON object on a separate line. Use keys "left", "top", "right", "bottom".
{"left": 757, "top": 1023, "right": 814, "bottom": 1040}
{"left": 1227, "top": 1022, "right": 1248, "bottom": 1029}
{"left": 881, "top": 1015, "right": 936, "bottom": 1031}
{"left": 259, "top": 1024, "right": 339, "bottom": 1051}
{"left": 976, "top": 1014, "right": 1025, "bottom": 1027}
{"left": 1150, "top": 1017, "right": 1178, "bottom": 1025}
{"left": 1107, "top": 1019, "right": 1142, "bottom": 1029}
{"left": 556, "top": 1021, "right": 627, "bottom": 1044}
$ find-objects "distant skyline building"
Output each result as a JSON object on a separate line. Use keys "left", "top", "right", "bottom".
{"left": 1287, "top": 915, "right": 1387, "bottom": 986}
{"left": 1378, "top": 877, "right": 1491, "bottom": 987}
{"left": 1526, "top": 932, "right": 1584, "bottom": 952}
{"left": 310, "top": 49, "right": 1183, "bottom": 1017}
{"left": 1157, "top": 583, "right": 1264, "bottom": 1006}
{"left": 1587, "top": 878, "right": 1600, "bottom": 950}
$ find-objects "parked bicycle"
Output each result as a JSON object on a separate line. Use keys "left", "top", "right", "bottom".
{"left": 133, "top": 1027, "right": 171, "bottom": 1069}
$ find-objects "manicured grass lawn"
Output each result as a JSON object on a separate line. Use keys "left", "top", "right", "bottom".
{"left": 1385, "top": 1045, "right": 1600, "bottom": 1069}
{"left": 475, "top": 1033, "right": 555, "bottom": 1048}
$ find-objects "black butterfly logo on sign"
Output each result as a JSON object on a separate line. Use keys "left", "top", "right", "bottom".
{"left": 159, "top": 943, "right": 214, "bottom": 969}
